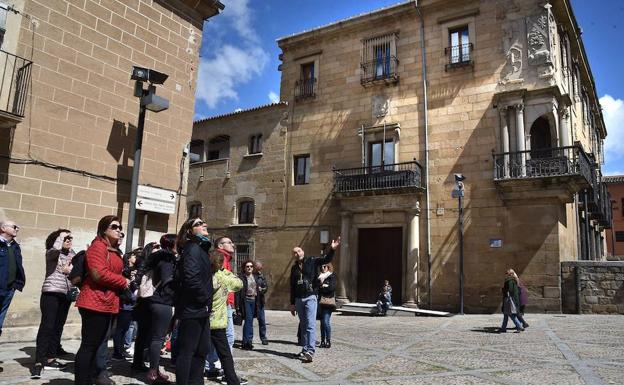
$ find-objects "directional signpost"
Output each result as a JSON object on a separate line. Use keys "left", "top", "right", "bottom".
{"left": 136, "top": 185, "right": 176, "bottom": 214}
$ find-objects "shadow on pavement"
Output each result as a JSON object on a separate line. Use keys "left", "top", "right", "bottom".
{"left": 251, "top": 348, "right": 300, "bottom": 360}
{"left": 469, "top": 327, "right": 501, "bottom": 334}
{"left": 263, "top": 339, "right": 298, "bottom": 346}
{"left": 40, "top": 379, "right": 73, "bottom": 385}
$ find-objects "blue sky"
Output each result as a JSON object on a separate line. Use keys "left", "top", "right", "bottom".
{"left": 194, "top": 0, "right": 623, "bottom": 175}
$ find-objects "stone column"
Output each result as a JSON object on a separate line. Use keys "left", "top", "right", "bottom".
{"left": 559, "top": 107, "right": 571, "bottom": 147}
{"left": 403, "top": 206, "right": 420, "bottom": 307}
{"left": 515, "top": 104, "right": 526, "bottom": 176}
{"left": 500, "top": 107, "right": 510, "bottom": 178}
{"left": 336, "top": 211, "right": 352, "bottom": 304}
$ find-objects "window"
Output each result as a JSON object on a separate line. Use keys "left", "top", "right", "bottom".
{"left": 295, "top": 62, "right": 316, "bottom": 100}
{"left": 188, "top": 202, "right": 202, "bottom": 218}
{"left": 234, "top": 241, "right": 254, "bottom": 274}
{"left": 446, "top": 26, "right": 472, "bottom": 70}
{"left": 361, "top": 33, "right": 398, "bottom": 84}
{"left": 616, "top": 231, "right": 624, "bottom": 243}
{"left": 189, "top": 140, "right": 205, "bottom": 163}
{"left": 248, "top": 134, "right": 262, "bottom": 154}
{"left": 207, "top": 135, "right": 230, "bottom": 160}
{"left": 368, "top": 139, "right": 394, "bottom": 171}
{"left": 238, "top": 200, "right": 255, "bottom": 224}
{"left": 294, "top": 154, "right": 310, "bottom": 185}
{"left": 0, "top": 3, "right": 7, "bottom": 49}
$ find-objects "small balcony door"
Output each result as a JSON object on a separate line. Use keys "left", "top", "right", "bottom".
{"left": 368, "top": 139, "right": 394, "bottom": 172}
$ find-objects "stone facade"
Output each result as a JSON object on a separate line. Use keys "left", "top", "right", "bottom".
{"left": 605, "top": 175, "right": 624, "bottom": 257}
{"left": 561, "top": 261, "right": 624, "bottom": 314}
{"left": 0, "top": 0, "right": 222, "bottom": 326}
{"left": 188, "top": 0, "right": 609, "bottom": 313}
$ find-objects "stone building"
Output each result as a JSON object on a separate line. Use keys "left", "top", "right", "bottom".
{"left": 605, "top": 175, "right": 624, "bottom": 258}
{"left": 0, "top": 0, "right": 223, "bottom": 327}
{"left": 189, "top": 0, "right": 611, "bottom": 312}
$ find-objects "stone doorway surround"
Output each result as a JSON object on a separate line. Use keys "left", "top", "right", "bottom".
{"left": 334, "top": 193, "right": 421, "bottom": 308}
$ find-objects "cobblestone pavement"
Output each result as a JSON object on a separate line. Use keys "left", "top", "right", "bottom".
{"left": 1, "top": 311, "right": 623, "bottom": 385}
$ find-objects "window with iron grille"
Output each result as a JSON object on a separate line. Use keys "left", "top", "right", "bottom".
{"left": 295, "top": 62, "right": 316, "bottom": 100}
{"left": 446, "top": 26, "right": 472, "bottom": 70}
{"left": 238, "top": 199, "right": 255, "bottom": 224}
{"left": 294, "top": 154, "right": 310, "bottom": 185}
{"left": 248, "top": 134, "right": 262, "bottom": 154}
{"left": 361, "top": 33, "right": 398, "bottom": 84}
{"left": 234, "top": 241, "right": 254, "bottom": 274}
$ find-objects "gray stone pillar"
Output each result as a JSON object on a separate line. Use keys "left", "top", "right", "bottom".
{"left": 515, "top": 104, "right": 526, "bottom": 176}
{"left": 336, "top": 211, "right": 352, "bottom": 304}
{"left": 500, "top": 107, "right": 510, "bottom": 178}
{"left": 403, "top": 206, "right": 420, "bottom": 307}
{"left": 559, "top": 108, "right": 571, "bottom": 147}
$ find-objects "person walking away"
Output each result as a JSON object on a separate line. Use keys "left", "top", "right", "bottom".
{"left": 499, "top": 269, "right": 525, "bottom": 333}
{"left": 517, "top": 274, "right": 529, "bottom": 328}
{"left": 33, "top": 230, "right": 76, "bottom": 378}
{"left": 175, "top": 218, "right": 213, "bottom": 385}
{"left": 112, "top": 250, "right": 140, "bottom": 361}
{"left": 289, "top": 236, "right": 340, "bottom": 363}
{"left": 210, "top": 253, "right": 247, "bottom": 385}
{"left": 74, "top": 216, "right": 129, "bottom": 385}
{"left": 255, "top": 261, "right": 269, "bottom": 345}
{"left": 145, "top": 234, "right": 177, "bottom": 384}
{"left": 317, "top": 263, "right": 336, "bottom": 348}
{"left": 0, "top": 220, "right": 26, "bottom": 373}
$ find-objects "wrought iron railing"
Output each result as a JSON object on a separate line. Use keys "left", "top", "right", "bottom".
{"left": 333, "top": 161, "right": 423, "bottom": 194}
{"left": 0, "top": 50, "right": 32, "bottom": 117}
{"left": 445, "top": 43, "right": 473, "bottom": 71}
{"left": 588, "top": 180, "right": 613, "bottom": 228}
{"left": 493, "top": 145, "right": 592, "bottom": 184}
{"left": 295, "top": 77, "right": 316, "bottom": 100}
{"left": 361, "top": 55, "right": 399, "bottom": 84}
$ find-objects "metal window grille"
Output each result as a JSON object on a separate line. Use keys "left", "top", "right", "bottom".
{"left": 233, "top": 241, "right": 254, "bottom": 274}
{"left": 361, "top": 33, "right": 398, "bottom": 84}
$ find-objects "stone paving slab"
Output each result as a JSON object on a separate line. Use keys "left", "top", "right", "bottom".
{"left": 0, "top": 312, "right": 623, "bottom": 385}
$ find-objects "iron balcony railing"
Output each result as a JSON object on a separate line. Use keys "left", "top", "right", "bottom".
{"left": 294, "top": 77, "right": 316, "bottom": 100}
{"left": 361, "top": 55, "right": 398, "bottom": 84}
{"left": 0, "top": 50, "right": 32, "bottom": 117}
{"left": 587, "top": 181, "right": 612, "bottom": 228}
{"left": 333, "top": 160, "right": 423, "bottom": 194}
{"left": 445, "top": 43, "right": 473, "bottom": 71}
{"left": 493, "top": 145, "right": 592, "bottom": 185}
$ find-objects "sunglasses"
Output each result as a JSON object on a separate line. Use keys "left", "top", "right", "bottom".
{"left": 4, "top": 224, "right": 19, "bottom": 230}
{"left": 109, "top": 224, "right": 123, "bottom": 231}
{"left": 321, "top": 266, "right": 328, "bottom": 269}
{"left": 192, "top": 220, "right": 205, "bottom": 227}
{"left": 245, "top": 265, "right": 254, "bottom": 268}
{"left": 64, "top": 236, "right": 73, "bottom": 241}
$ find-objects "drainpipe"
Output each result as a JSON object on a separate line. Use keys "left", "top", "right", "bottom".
{"left": 414, "top": 0, "right": 432, "bottom": 308}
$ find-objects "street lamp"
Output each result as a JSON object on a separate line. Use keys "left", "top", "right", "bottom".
{"left": 452, "top": 173, "right": 466, "bottom": 315}
{"left": 126, "top": 66, "right": 169, "bottom": 253}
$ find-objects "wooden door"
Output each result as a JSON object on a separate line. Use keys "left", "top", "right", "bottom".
{"left": 357, "top": 227, "right": 403, "bottom": 304}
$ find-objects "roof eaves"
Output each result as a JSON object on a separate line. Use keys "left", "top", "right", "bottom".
{"left": 193, "top": 101, "right": 288, "bottom": 123}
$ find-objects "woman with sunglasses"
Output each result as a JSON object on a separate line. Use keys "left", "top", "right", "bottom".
{"left": 32, "top": 229, "right": 76, "bottom": 378}
{"left": 237, "top": 260, "right": 264, "bottom": 350}
{"left": 317, "top": 263, "right": 336, "bottom": 348}
{"left": 74, "top": 216, "right": 130, "bottom": 385}
{"left": 175, "top": 218, "right": 213, "bottom": 385}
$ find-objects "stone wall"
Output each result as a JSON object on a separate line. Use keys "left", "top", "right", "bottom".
{"left": 561, "top": 261, "right": 624, "bottom": 314}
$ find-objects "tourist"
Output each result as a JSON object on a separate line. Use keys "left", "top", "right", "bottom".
{"left": 317, "top": 263, "right": 336, "bottom": 348}
{"left": 254, "top": 261, "right": 269, "bottom": 345}
{"left": 112, "top": 249, "right": 140, "bottom": 361}
{"left": 237, "top": 259, "right": 267, "bottom": 350}
{"left": 499, "top": 269, "right": 524, "bottom": 333}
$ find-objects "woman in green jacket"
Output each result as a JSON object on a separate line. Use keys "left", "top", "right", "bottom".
{"left": 500, "top": 269, "right": 524, "bottom": 333}
{"left": 210, "top": 252, "right": 247, "bottom": 385}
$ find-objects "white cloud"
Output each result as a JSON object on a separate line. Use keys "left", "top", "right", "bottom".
{"left": 268, "top": 91, "right": 279, "bottom": 103}
{"left": 600, "top": 94, "right": 624, "bottom": 174}
{"left": 195, "top": 0, "right": 268, "bottom": 109}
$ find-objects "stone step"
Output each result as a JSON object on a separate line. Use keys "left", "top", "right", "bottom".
{"left": 338, "top": 302, "right": 452, "bottom": 317}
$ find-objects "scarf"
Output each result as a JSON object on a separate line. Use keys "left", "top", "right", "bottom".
{"left": 318, "top": 271, "right": 331, "bottom": 284}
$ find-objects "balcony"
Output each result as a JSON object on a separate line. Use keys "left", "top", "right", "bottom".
{"left": 445, "top": 43, "right": 473, "bottom": 71}
{"left": 333, "top": 161, "right": 423, "bottom": 197}
{"left": 360, "top": 56, "right": 399, "bottom": 85}
{"left": 587, "top": 181, "right": 612, "bottom": 229}
{"left": 294, "top": 77, "right": 316, "bottom": 101}
{"left": 492, "top": 145, "right": 592, "bottom": 202}
{"left": 0, "top": 50, "right": 32, "bottom": 128}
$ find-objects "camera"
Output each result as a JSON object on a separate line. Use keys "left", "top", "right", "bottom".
{"left": 131, "top": 66, "right": 168, "bottom": 85}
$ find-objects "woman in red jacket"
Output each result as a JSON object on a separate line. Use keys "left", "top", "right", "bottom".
{"left": 74, "top": 216, "right": 129, "bottom": 385}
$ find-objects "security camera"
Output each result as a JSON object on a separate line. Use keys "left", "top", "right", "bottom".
{"left": 454, "top": 173, "right": 466, "bottom": 182}
{"left": 131, "top": 66, "right": 168, "bottom": 85}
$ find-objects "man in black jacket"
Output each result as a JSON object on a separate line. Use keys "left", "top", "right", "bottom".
{"left": 289, "top": 236, "right": 340, "bottom": 362}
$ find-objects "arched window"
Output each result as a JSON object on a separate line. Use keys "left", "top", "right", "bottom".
{"left": 207, "top": 135, "right": 230, "bottom": 160}
{"left": 238, "top": 199, "right": 255, "bottom": 224}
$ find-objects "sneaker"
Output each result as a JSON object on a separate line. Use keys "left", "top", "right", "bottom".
{"left": 221, "top": 376, "right": 248, "bottom": 385}
{"left": 302, "top": 351, "right": 313, "bottom": 363}
{"left": 44, "top": 359, "right": 67, "bottom": 370}
{"left": 261, "top": 339, "right": 269, "bottom": 345}
{"left": 31, "top": 363, "right": 43, "bottom": 379}
{"left": 56, "top": 347, "right": 72, "bottom": 357}
{"left": 205, "top": 368, "right": 224, "bottom": 380}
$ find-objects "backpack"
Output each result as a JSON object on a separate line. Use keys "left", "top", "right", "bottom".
{"left": 138, "top": 269, "right": 156, "bottom": 298}
{"left": 68, "top": 250, "right": 87, "bottom": 287}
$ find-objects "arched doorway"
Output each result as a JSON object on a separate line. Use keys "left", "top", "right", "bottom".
{"left": 530, "top": 116, "right": 552, "bottom": 159}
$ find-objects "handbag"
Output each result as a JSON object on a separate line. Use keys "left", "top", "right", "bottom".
{"left": 233, "top": 312, "right": 243, "bottom": 326}
{"left": 503, "top": 293, "right": 517, "bottom": 315}
{"left": 319, "top": 295, "right": 336, "bottom": 309}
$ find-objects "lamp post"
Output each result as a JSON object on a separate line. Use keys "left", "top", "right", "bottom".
{"left": 452, "top": 173, "right": 466, "bottom": 315}
{"left": 126, "top": 66, "right": 169, "bottom": 254}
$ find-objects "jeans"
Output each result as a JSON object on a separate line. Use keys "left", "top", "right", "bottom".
{"left": 176, "top": 317, "right": 211, "bottom": 385}
{"left": 35, "top": 292, "right": 71, "bottom": 363}
{"left": 149, "top": 303, "right": 172, "bottom": 369}
{"left": 257, "top": 302, "right": 267, "bottom": 342}
{"left": 501, "top": 313, "right": 523, "bottom": 331}
{"left": 319, "top": 307, "right": 332, "bottom": 341}
{"left": 125, "top": 321, "right": 137, "bottom": 348}
{"left": 113, "top": 310, "right": 133, "bottom": 356}
{"left": 295, "top": 295, "right": 317, "bottom": 355}
{"left": 226, "top": 305, "right": 234, "bottom": 349}
{"left": 0, "top": 288, "right": 15, "bottom": 337}
{"left": 242, "top": 298, "right": 255, "bottom": 345}
{"left": 74, "top": 308, "right": 112, "bottom": 385}
{"left": 211, "top": 329, "right": 239, "bottom": 385}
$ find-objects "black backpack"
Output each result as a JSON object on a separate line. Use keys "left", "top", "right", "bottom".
{"left": 68, "top": 250, "right": 87, "bottom": 287}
